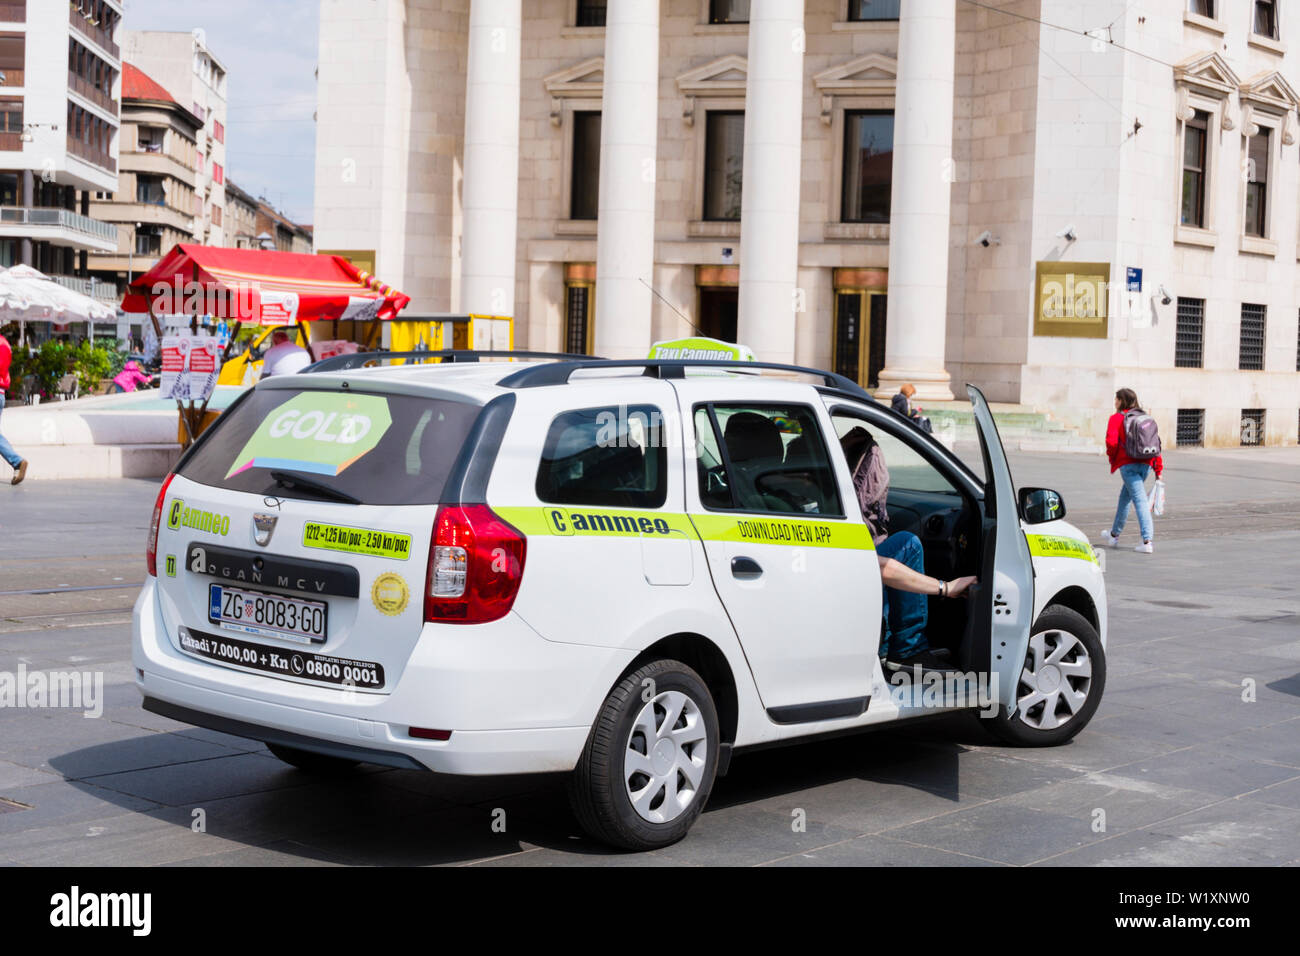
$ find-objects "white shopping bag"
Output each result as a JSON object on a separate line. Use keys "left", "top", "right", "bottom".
{"left": 1150, "top": 478, "right": 1166, "bottom": 517}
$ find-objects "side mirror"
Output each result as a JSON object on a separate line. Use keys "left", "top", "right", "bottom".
{"left": 1020, "top": 487, "right": 1065, "bottom": 524}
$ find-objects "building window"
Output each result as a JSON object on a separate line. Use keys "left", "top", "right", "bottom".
{"left": 1176, "top": 409, "right": 1205, "bottom": 447}
{"left": 849, "top": 0, "right": 902, "bottom": 20}
{"left": 213, "top": 120, "right": 224, "bottom": 144}
{"left": 842, "top": 110, "right": 894, "bottom": 223}
{"left": 1175, "top": 297, "right": 1205, "bottom": 368}
{"left": 211, "top": 204, "right": 222, "bottom": 227}
{"left": 575, "top": 0, "right": 606, "bottom": 27}
{"left": 570, "top": 111, "right": 601, "bottom": 220}
{"left": 193, "top": 102, "right": 204, "bottom": 121}
{"left": 563, "top": 270, "right": 594, "bottom": 354}
{"left": 1244, "top": 128, "right": 1269, "bottom": 237}
{"left": 0, "top": 32, "right": 24, "bottom": 86}
{"left": 1239, "top": 303, "right": 1266, "bottom": 370}
{"left": 709, "top": 0, "right": 749, "bottom": 25}
{"left": 0, "top": 100, "right": 21, "bottom": 134}
{"left": 212, "top": 162, "right": 224, "bottom": 185}
{"left": 135, "top": 226, "right": 162, "bottom": 256}
{"left": 1296, "top": 308, "right": 1300, "bottom": 370}
{"left": 1240, "top": 408, "right": 1265, "bottom": 446}
{"left": 1253, "top": 0, "right": 1279, "bottom": 38}
{"left": 703, "top": 111, "right": 744, "bottom": 221}
{"left": 1181, "top": 110, "right": 1208, "bottom": 227}
{"left": 1188, "top": 0, "right": 1216, "bottom": 16}
{"left": 136, "top": 175, "right": 164, "bottom": 206}
{"left": 137, "top": 126, "right": 164, "bottom": 153}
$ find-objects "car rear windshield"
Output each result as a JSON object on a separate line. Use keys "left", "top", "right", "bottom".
{"left": 178, "top": 387, "right": 482, "bottom": 506}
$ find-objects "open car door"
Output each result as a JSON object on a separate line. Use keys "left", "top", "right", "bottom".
{"left": 968, "top": 385, "right": 1033, "bottom": 712}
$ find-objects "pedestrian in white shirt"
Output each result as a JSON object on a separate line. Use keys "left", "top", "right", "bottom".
{"left": 260, "top": 329, "right": 310, "bottom": 379}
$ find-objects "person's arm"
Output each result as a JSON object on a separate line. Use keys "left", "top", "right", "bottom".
{"left": 1152, "top": 454, "right": 1163, "bottom": 480}
{"left": 878, "top": 556, "right": 976, "bottom": 598}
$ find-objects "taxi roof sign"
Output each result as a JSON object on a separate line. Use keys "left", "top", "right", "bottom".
{"left": 648, "top": 337, "right": 755, "bottom": 362}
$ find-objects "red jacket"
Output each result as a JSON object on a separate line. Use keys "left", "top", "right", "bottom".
{"left": 0, "top": 334, "right": 11, "bottom": 392}
{"left": 1106, "top": 411, "right": 1163, "bottom": 478}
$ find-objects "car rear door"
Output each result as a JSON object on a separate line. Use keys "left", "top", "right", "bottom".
{"left": 672, "top": 378, "right": 878, "bottom": 721}
{"left": 968, "top": 384, "right": 1034, "bottom": 711}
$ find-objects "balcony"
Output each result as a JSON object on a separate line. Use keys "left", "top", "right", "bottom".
{"left": 0, "top": 68, "right": 24, "bottom": 87}
{"left": 0, "top": 2, "right": 25, "bottom": 24}
{"left": 0, "top": 205, "right": 118, "bottom": 252}
{"left": 69, "top": 6, "right": 119, "bottom": 60}
{"left": 50, "top": 273, "right": 118, "bottom": 304}
{"left": 0, "top": 130, "right": 21, "bottom": 151}
{"left": 66, "top": 133, "right": 116, "bottom": 173}
{"left": 68, "top": 70, "right": 118, "bottom": 115}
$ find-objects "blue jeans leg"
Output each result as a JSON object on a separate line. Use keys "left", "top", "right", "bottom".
{"left": 1112, "top": 463, "right": 1152, "bottom": 541}
{"left": 876, "top": 531, "right": 929, "bottom": 659}
{"left": 0, "top": 394, "right": 23, "bottom": 469}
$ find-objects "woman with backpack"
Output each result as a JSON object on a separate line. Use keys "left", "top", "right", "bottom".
{"left": 1101, "top": 388, "right": 1163, "bottom": 554}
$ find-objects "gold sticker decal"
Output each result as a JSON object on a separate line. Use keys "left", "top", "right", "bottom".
{"left": 371, "top": 572, "right": 410, "bottom": 616}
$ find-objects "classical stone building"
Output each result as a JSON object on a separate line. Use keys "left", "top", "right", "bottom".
{"left": 313, "top": 0, "right": 1300, "bottom": 446}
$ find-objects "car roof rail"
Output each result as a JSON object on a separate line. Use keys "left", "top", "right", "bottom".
{"left": 305, "top": 349, "right": 599, "bottom": 373}
{"left": 496, "top": 358, "right": 875, "bottom": 400}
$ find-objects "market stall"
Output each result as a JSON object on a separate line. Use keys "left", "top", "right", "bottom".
{"left": 121, "top": 244, "right": 410, "bottom": 444}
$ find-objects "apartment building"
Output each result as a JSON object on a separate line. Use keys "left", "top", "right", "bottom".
{"left": 121, "top": 28, "right": 228, "bottom": 247}
{"left": 0, "top": 0, "right": 120, "bottom": 307}
{"left": 87, "top": 62, "right": 202, "bottom": 293}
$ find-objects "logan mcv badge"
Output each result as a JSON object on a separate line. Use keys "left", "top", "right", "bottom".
{"left": 252, "top": 513, "right": 278, "bottom": 547}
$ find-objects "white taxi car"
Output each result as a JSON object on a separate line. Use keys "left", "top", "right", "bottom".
{"left": 134, "top": 353, "right": 1106, "bottom": 850}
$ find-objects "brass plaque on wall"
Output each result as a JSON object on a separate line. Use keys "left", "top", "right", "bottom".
{"left": 1034, "top": 261, "right": 1110, "bottom": 339}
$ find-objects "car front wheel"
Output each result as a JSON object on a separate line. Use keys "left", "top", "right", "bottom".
{"left": 983, "top": 604, "right": 1106, "bottom": 747}
{"left": 568, "top": 659, "right": 720, "bottom": 851}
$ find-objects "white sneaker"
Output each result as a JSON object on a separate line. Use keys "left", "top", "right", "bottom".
{"left": 1134, "top": 541, "right": 1154, "bottom": 554}
{"left": 1100, "top": 529, "right": 1119, "bottom": 548}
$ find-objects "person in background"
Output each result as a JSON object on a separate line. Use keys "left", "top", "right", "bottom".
{"left": 0, "top": 328, "right": 29, "bottom": 484}
{"left": 260, "top": 328, "right": 311, "bottom": 379}
{"left": 1101, "top": 387, "right": 1164, "bottom": 554}
{"left": 112, "top": 360, "right": 152, "bottom": 393}
{"left": 891, "top": 383, "right": 932, "bottom": 433}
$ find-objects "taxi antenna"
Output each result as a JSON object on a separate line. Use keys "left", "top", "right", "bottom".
{"left": 638, "top": 277, "right": 708, "bottom": 339}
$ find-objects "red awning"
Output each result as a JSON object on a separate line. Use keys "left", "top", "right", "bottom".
{"left": 121, "top": 244, "right": 411, "bottom": 325}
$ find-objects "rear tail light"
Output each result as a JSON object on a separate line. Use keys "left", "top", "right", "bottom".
{"left": 425, "top": 504, "right": 526, "bottom": 624}
{"left": 146, "top": 472, "right": 176, "bottom": 577}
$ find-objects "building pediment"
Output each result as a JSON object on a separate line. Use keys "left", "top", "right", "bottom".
{"left": 812, "top": 53, "right": 899, "bottom": 95}
{"left": 1173, "top": 51, "right": 1239, "bottom": 97}
{"left": 676, "top": 55, "right": 748, "bottom": 124}
{"left": 544, "top": 58, "right": 604, "bottom": 124}
{"left": 1239, "top": 69, "right": 1300, "bottom": 112}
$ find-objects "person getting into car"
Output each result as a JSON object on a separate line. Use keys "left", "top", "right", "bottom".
{"left": 841, "top": 427, "right": 975, "bottom": 671}
{"left": 260, "top": 329, "right": 311, "bottom": 379}
{"left": 1101, "top": 387, "right": 1163, "bottom": 554}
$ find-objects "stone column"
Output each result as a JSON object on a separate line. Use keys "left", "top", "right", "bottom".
{"left": 737, "top": 0, "right": 805, "bottom": 364}
{"left": 593, "top": 0, "right": 660, "bottom": 358}
{"left": 460, "top": 0, "right": 521, "bottom": 316}
{"left": 876, "top": 0, "right": 956, "bottom": 402}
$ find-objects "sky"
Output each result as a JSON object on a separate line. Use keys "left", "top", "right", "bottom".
{"left": 121, "top": 0, "right": 320, "bottom": 224}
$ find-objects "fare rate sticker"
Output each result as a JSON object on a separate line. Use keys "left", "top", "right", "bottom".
{"left": 303, "top": 522, "right": 412, "bottom": 560}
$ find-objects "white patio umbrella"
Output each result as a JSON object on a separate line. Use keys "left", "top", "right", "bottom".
{"left": 0, "top": 264, "right": 117, "bottom": 345}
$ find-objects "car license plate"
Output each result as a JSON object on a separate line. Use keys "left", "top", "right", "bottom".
{"left": 208, "top": 584, "right": 327, "bottom": 644}
{"left": 179, "top": 628, "right": 384, "bottom": 689}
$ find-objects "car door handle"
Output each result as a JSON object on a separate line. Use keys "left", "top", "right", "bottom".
{"left": 731, "top": 556, "right": 763, "bottom": 579}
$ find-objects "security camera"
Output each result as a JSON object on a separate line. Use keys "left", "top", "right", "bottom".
{"left": 1159, "top": 284, "right": 1172, "bottom": 305}
{"left": 974, "top": 230, "right": 999, "bottom": 247}
{"left": 1055, "top": 224, "right": 1077, "bottom": 242}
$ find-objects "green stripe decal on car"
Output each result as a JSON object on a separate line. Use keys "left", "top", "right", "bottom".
{"left": 1026, "top": 533, "right": 1098, "bottom": 564}
{"left": 691, "top": 514, "right": 874, "bottom": 550}
{"left": 496, "top": 506, "right": 873, "bottom": 550}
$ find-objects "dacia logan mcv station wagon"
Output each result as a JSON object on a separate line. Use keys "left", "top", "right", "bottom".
{"left": 134, "top": 355, "right": 1107, "bottom": 850}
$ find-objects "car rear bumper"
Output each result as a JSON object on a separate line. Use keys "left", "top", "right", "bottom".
{"left": 133, "top": 579, "right": 607, "bottom": 775}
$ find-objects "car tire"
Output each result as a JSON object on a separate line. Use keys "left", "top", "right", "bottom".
{"left": 568, "top": 659, "right": 720, "bottom": 851}
{"left": 982, "top": 604, "right": 1106, "bottom": 747}
{"left": 266, "top": 743, "right": 360, "bottom": 774}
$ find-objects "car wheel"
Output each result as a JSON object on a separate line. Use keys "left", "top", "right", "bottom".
{"left": 568, "top": 659, "right": 719, "bottom": 851}
{"left": 982, "top": 604, "right": 1105, "bottom": 747}
{"left": 266, "top": 743, "right": 360, "bottom": 774}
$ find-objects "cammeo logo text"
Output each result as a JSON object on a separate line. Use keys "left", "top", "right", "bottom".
{"left": 166, "top": 499, "right": 230, "bottom": 537}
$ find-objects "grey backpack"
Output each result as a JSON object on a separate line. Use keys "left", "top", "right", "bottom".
{"left": 1123, "top": 410, "right": 1162, "bottom": 460}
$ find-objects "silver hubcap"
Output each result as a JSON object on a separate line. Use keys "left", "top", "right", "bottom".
{"left": 624, "top": 690, "right": 708, "bottom": 824}
{"left": 1015, "top": 628, "right": 1093, "bottom": 731}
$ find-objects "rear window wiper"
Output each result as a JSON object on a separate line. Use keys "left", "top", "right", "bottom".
{"left": 269, "top": 470, "right": 362, "bottom": 505}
